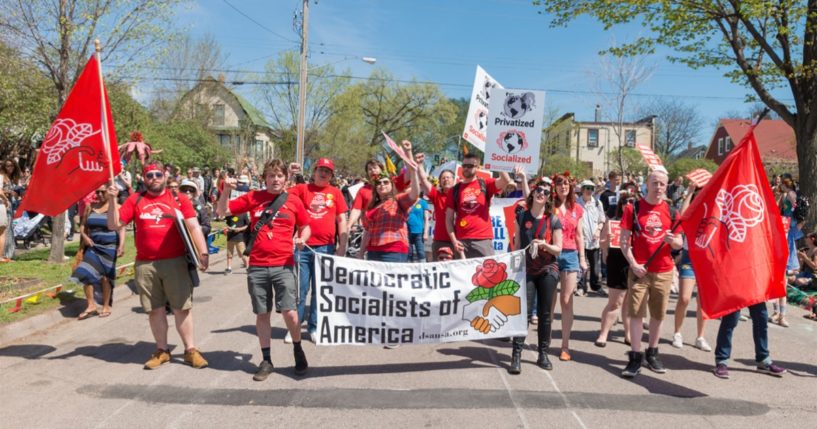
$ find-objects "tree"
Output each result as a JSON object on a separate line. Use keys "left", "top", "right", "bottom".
{"left": 255, "top": 51, "right": 351, "bottom": 161}
{"left": 590, "top": 48, "right": 654, "bottom": 174}
{"left": 0, "top": 0, "right": 185, "bottom": 262}
{"left": 538, "top": 0, "right": 817, "bottom": 228}
{"left": 638, "top": 98, "right": 702, "bottom": 159}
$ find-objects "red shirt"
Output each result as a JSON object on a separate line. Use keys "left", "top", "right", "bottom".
{"left": 352, "top": 174, "right": 409, "bottom": 211}
{"left": 363, "top": 192, "right": 414, "bottom": 253}
{"left": 228, "top": 190, "right": 308, "bottom": 267}
{"left": 556, "top": 203, "right": 584, "bottom": 251}
{"left": 445, "top": 178, "right": 500, "bottom": 240}
{"left": 427, "top": 186, "right": 450, "bottom": 242}
{"left": 119, "top": 190, "right": 196, "bottom": 261}
{"left": 620, "top": 198, "right": 674, "bottom": 273}
{"left": 290, "top": 183, "right": 348, "bottom": 246}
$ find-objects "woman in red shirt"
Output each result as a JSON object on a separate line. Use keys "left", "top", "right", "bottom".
{"left": 361, "top": 141, "right": 420, "bottom": 262}
{"left": 552, "top": 174, "right": 587, "bottom": 362}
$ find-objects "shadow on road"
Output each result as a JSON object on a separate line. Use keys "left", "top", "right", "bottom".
{"left": 0, "top": 344, "right": 57, "bottom": 359}
{"left": 736, "top": 358, "right": 817, "bottom": 378}
{"left": 211, "top": 325, "right": 288, "bottom": 339}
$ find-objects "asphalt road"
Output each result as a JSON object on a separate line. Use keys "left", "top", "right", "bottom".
{"left": 1, "top": 258, "right": 816, "bottom": 429}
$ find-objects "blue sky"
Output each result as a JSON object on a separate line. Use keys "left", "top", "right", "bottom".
{"left": 158, "top": 0, "right": 791, "bottom": 144}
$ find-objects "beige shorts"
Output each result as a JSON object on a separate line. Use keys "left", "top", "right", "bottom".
{"left": 135, "top": 256, "right": 194, "bottom": 312}
{"left": 0, "top": 203, "right": 7, "bottom": 228}
{"left": 626, "top": 269, "right": 675, "bottom": 320}
{"left": 227, "top": 240, "right": 246, "bottom": 256}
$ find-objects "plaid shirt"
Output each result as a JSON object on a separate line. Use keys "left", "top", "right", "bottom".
{"left": 363, "top": 192, "right": 415, "bottom": 248}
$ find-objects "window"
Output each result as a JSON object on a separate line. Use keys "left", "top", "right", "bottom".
{"left": 219, "top": 134, "right": 230, "bottom": 146}
{"left": 587, "top": 128, "right": 599, "bottom": 148}
{"left": 213, "top": 104, "right": 225, "bottom": 126}
{"left": 625, "top": 129, "right": 636, "bottom": 147}
{"left": 717, "top": 137, "right": 724, "bottom": 155}
{"left": 724, "top": 136, "right": 732, "bottom": 152}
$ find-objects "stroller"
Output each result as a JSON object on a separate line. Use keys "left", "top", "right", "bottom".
{"left": 13, "top": 212, "right": 48, "bottom": 249}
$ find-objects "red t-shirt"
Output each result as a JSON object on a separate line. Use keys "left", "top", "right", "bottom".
{"left": 119, "top": 190, "right": 197, "bottom": 261}
{"left": 427, "top": 186, "right": 450, "bottom": 242}
{"left": 290, "top": 183, "right": 348, "bottom": 246}
{"left": 556, "top": 203, "right": 584, "bottom": 251}
{"left": 620, "top": 198, "right": 674, "bottom": 273}
{"left": 352, "top": 174, "right": 409, "bottom": 211}
{"left": 445, "top": 178, "right": 500, "bottom": 240}
{"left": 228, "top": 190, "right": 308, "bottom": 267}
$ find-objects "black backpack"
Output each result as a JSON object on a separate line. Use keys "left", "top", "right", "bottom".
{"left": 631, "top": 199, "right": 677, "bottom": 235}
{"left": 452, "top": 178, "right": 488, "bottom": 206}
{"left": 794, "top": 191, "right": 810, "bottom": 223}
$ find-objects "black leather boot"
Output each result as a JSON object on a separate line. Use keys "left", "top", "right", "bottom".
{"left": 508, "top": 337, "right": 523, "bottom": 375}
{"left": 536, "top": 342, "right": 552, "bottom": 370}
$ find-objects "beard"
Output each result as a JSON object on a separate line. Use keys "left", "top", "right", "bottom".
{"left": 461, "top": 169, "right": 475, "bottom": 179}
{"left": 147, "top": 181, "right": 166, "bottom": 194}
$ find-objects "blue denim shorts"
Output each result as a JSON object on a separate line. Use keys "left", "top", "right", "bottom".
{"left": 677, "top": 250, "right": 695, "bottom": 280}
{"left": 558, "top": 250, "right": 580, "bottom": 273}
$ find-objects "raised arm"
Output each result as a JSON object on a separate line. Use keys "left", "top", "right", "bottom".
{"left": 216, "top": 177, "right": 237, "bottom": 218}
{"left": 415, "top": 152, "right": 434, "bottom": 195}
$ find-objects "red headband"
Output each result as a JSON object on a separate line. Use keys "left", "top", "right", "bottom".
{"left": 142, "top": 163, "right": 161, "bottom": 175}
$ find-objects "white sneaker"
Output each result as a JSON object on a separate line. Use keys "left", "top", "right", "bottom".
{"left": 695, "top": 337, "right": 712, "bottom": 352}
{"left": 308, "top": 329, "right": 317, "bottom": 344}
{"left": 671, "top": 332, "right": 684, "bottom": 349}
{"left": 284, "top": 331, "right": 293, "bottom": 344}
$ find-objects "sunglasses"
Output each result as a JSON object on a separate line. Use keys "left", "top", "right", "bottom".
{"left": 534, "top": 187, "right": 551, "bottom": 196}
{"left": 376, "top": 179, "right": 392, "bottom": 186}
{"left": 180, "top": 188, "right": 195, "bottom": 194}
{"left": 582, "top": 186, "right": 595, "bottom": 191}
{"left": 145, "top": 172, "right": 164, "bottom": 180}
{"left": 461, "top": 164, "right": 478, "bottom": 169}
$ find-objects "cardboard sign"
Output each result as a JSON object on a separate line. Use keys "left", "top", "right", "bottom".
{"left": 484, "top": 88, "right": 545, "bottom": 175}
{"left": 686, "top": 168, "right": 712, "bottom": 188}
{"left": 462, "top": 66, "right": 503, "bottom": 152}
{"left": 608, "top": 220, "right": 622, "bottom": 249}
{"left": 636, "top": 144, "right": 667, "bottom": 173}
{"left": 781, "top": 216, "right": 791, "bottom": 237}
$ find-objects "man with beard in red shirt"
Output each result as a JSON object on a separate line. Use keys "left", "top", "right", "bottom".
{"left": 416, "top": 152, "right": 457, "bottom": 261}
{"left": 288, "top": 158, "right": 348, "bottom": 343}
{"left": 106, "top": 163, "right": 210, "bottom": 370}
{"left": 216, "top": 159, "right": 311, "bottom": 381}
{"left": 445, "top": 153, "right": 513, "bottom": 259}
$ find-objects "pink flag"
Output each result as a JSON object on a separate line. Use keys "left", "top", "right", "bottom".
{"left": 382, "top": 131, "right": 417, "bottom": 169}
{"left": 635, "top": 144, "right": 667, "bottom": 173}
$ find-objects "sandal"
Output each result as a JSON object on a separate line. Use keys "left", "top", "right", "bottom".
{"left": 78, "top": 310, "right": 99, "bottom": 320}
{"left": 803, "top": 313, "right": 817, "bottom": 321}
{"left": 99, "top": 311, "right": 111, "bottom": 318}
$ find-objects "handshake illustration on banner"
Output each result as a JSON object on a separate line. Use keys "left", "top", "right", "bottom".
{"left": 462, "top": 259, "right": 521, "bottom": 333}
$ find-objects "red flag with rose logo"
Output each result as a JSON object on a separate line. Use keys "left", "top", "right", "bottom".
{"left": 679, "top": 125, "right": 787, "bottom": 319}
{"left": 17, "top": 55, "right": 120, "bottom": 216}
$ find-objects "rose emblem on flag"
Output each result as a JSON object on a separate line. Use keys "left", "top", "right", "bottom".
{"left": 41, "top": 119, "right": 100, "bottom": 165}
{"left": 695, "top": 185, "right": 765, "bottom": 249}
{"left": 462, "top": 259, "right": 521, "bottom": 334}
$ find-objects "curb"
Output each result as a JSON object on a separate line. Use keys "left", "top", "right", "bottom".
{"left": 0, "top": 252, "right": 226, "bottom": 346}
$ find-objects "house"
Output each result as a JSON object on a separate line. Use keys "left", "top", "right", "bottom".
{"left": 176, "top": 75, "right": 275, "bottom": 168}
{"left": 544, "top": 110, "right": 656, "bottom": 176}
{"left": 704, "top": 119, "right": 797, "bottom": 170}
{"left": 675, "top": 145, "right": 708, "bottom": 160}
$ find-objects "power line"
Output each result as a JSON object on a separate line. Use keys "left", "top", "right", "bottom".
{"left": 221, "top": 0, "right": 298, "bottom": 44}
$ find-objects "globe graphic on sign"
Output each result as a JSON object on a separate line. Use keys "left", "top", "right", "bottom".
{"left": 503, "top": 92, "right": 535, "bottom": 119}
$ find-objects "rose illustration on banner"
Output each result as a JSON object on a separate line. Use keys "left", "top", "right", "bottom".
{"left": 463, "top": 259, "right": 521, "bottom": 333}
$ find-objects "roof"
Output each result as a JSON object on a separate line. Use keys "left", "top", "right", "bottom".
{"left": 184, "top": 76, "right": 272, "bottom": 130}
{"left": 675, "top": 145, "right": 707, "bottom": 159}
{"left": 719, "top": 119, "right": 796, "bottom": 161}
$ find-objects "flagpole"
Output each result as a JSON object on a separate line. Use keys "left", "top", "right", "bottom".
{"left": 94, "top": 39, "right": 116, "bottom": 184}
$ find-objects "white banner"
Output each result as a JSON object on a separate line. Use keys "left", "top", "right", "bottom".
{"left": 315, "top": 251, "right": 528, "bottom": 345}
{"left": 462, "top": 65, "right": 503, "bottom": 152}
{"left": 484, "top": 88, "right": 545, "bottom": 175}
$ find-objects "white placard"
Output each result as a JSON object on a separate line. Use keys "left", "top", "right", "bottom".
{"left": 315, "top": 251, "right": 528, "bottom": 345}
{"left": 462, "top": 65, "right": 503, "bottom": 152}
{"left": 484, "top": 88, "right": 545, "bottom": 175}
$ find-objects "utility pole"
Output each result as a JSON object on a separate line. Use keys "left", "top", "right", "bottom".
{"left": 295, "top": 0, "right": 309, "bottom": 167}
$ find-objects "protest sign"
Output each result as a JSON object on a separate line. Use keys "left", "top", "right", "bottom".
{"left": 635, "top": 144, "right": 668, "bottom": 173}
{"left": 462, "top": 66, "right": 503, "bottom": 152}
{"left": 609, "top": 220, "right": 622, "bottom": 248}
{"left": 484, "top": 88, "right": 545, "bottom": 175}
{"left": 686, "top": 168, "right": 712, "bottom": 188}
{"left": 316, "top": 251, "right": 528, "bottom": 345}
{"left": 382, "top": 131, "right": 417, "bottom": 169}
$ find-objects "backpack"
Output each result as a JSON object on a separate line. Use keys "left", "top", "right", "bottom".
{"left": 794, "top": 191, "right": 810, "bottom": 223}
{"left": 452, "top": 178, "right": 489, "bottom": 207}
{"left": 631, "top": 199, "right": 677, "bottom": 236}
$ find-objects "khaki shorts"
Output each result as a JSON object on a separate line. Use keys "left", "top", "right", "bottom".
{"left": 626, "top": 269, "right": 675, "bottom": 320}
{"left": 461, "top": 239, "right": 494, "bottom": 259}
{"left": 247, "top": 265, "right": 297, "bottom": 314}
{"left": 135, "top": 256, "right": 194, "bottom": 312}
{"left": 227, "top": 240, "right": 246, "bottom": 257}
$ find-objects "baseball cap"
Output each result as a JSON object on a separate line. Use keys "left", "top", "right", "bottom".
{"left": 192, "top": 167, "right": 201, "bottom": 173}
{"left": 315, "top": 158, "right": 335, "bottom": 173}
{"left": 238, "top": 175, "right": 250, "bottom": 184}
{"left": 437, "top": 247, "right": 454, "bottom": 258}
{"left": 179, "top": 179, "right": 199, "bottom": 193}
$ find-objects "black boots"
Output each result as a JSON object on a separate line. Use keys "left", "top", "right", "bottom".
{"left": 621, "top": 351, "right": 643, "bottom": 378}
{"left": 508, "top": 337, "right": 523, "bottom": 375}
{"left": 645, "top": 347, "right": 666, "bottom": 373}
{"left": 536, "top": 343, "right": 552, "bottom": 370}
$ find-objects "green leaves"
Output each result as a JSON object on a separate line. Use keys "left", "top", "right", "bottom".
{"left": 465, "top": 280, "right": 521, "bottom": 303}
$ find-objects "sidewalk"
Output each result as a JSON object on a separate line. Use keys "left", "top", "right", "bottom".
{"left": 1, "top": 259, "right": 816, "bottom": 428}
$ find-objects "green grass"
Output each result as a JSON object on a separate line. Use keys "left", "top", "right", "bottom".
{"left": 0, "top": 222, "right": 227, "bottom": 325}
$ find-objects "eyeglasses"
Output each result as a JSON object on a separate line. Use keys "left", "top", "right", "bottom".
{"left": 168, "top": 184, "right": 179, "bottom": 189}
{"left": 534, "top": 187, "right": 550, "bottom": 196}
{"left": 180, "top": 188, "right": 195, "bottom": 194}
{"left": 145, "top": 172, "right": 164, "bottom": 180}
{"left": 461, "top": 164, "right": 478, "bottom": 169}
{"left": 376, "top": 179, "right": 391, "bottom": 186}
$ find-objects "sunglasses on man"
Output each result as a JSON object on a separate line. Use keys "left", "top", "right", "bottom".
{"left": 461, "top": 163, "right": 478, "bottom": 169}
{"left": 145, "top": 171, "right": 164, "bottom": 180}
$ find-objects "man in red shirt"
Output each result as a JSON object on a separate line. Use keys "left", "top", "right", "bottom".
{"left": 216, "top": 159, "right": 311, "bottom": 381}
{"left": 289, "top": 158, "right": 348, "bottom": 342}
{"left": 416, "top": 152, "right": 458, "bottom": 261}
{"left": 106, "top": 163, "right": 210, "bottom": 370}
{"left": 445, "top": 153, "right": 512, "bottom": 259}
{"left": 619, "top": 170, "right": 683, "bottom": 378}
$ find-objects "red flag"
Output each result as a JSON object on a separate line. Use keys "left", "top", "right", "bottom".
{"left": 680, "top": 125, "right": 787, "bottom": 319}
{"left": 17, "top": 55, "right": 120, "bottom": 216}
